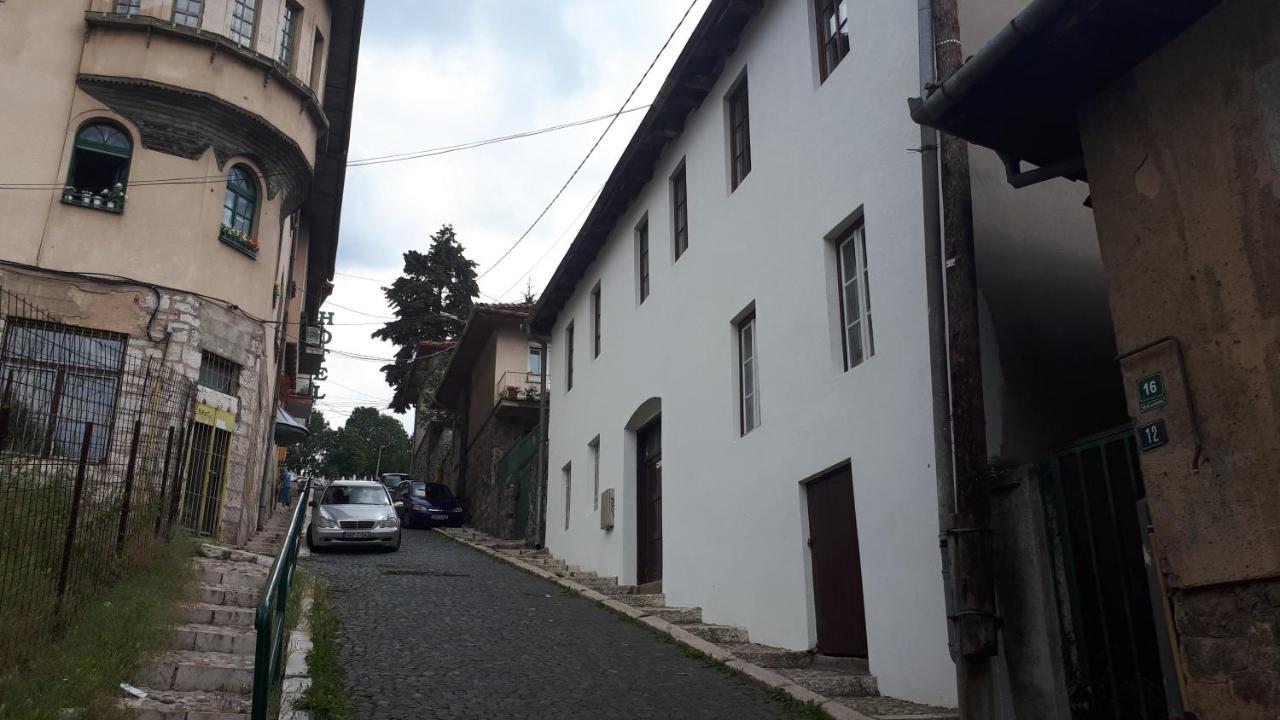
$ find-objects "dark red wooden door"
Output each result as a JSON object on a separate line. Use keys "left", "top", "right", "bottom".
{"left": 806, "top": 464, "right": 869, "bottom": 657}
{"left": 637, "top": 419, "right": 663, "bottom": 585}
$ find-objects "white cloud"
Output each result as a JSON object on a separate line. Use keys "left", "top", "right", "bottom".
{"left": 317, "top": 0, "right": 705, "bottom": 431}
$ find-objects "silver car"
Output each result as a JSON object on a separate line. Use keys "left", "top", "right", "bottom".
{"left": 306, "top": 480, "right": 401, "bottom": 552}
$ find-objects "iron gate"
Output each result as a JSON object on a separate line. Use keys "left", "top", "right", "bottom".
{"left": 1046, "top": 427, "right": 1168, "bottom": 720}
{"left": 497, "top": 423, "right": 540, "bottom": 538}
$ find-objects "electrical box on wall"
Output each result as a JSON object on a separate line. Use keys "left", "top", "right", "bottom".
{"left": 600, "top": 488, "right": 615, "bottom": 530}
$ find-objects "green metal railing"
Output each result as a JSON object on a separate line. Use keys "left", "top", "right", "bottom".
{"left": 251, "top": 479, "right": 311, "bottom": 720}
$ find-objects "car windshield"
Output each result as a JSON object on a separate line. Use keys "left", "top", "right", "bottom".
{"left": 411, "top": 482, "right": 454, "bottom": 500}
{"left": 322, "top": 486, "right": 388, "bottom": 505}
{"left": 382, "top": 475, "right": 407, "bottom": 487}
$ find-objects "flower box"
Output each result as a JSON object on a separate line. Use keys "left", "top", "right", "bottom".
{"left": 219, "top": 225, "right": 259, "bottom": 259}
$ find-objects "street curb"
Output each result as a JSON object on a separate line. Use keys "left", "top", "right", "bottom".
{"left": 278, "top": 588, "right": 314, "bottom": 720}
{"left": 433, "top": 528, "right": 876, "bottom": 720}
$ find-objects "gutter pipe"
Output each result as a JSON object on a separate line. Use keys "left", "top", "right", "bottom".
{"left": 910, "top": 0, "right": 1069, "bottom": 127}
{"left": 918, "top": 0, "right": 959, "bottom": 663}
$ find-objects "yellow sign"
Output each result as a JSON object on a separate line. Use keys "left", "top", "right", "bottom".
{"left": 194, "top": 403, "right": 237, "bottom": 432}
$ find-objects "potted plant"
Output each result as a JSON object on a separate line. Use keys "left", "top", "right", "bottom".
{"left": 63, "top": 186, "right": 75, "bottom": 203}
{"left": 105, "top": 183, "right": 125, "bottom": 210}
{"left": 91, "top": 191, "right": 104, "bottom": 208}
{"left": 80, "top": 189, "right": 93, "bottom": 205}
{"left": 522, "top": 387, "right": 540, "bottom": 401}
{"left": 505, "top": 385, "right": 520, "bottom": 400}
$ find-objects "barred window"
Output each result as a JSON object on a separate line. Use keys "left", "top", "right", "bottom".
{"left": 229, "top": 0, "right": 258, "bottom": 47}
{"left": 198, "top": 351, "right": 240, "bottom": 396}
{"left": 173, "top": 0, "right": 203, "bottom": 28}
{"left": 0, "top": 320, "right": 126, "bottom": 462}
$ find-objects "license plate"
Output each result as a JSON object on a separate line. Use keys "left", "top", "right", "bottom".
{"left": 342, "top": 530, "right": 371, "bottom": 539}
{"left": 431, "top": 514, "right": 449, "bottom": 520}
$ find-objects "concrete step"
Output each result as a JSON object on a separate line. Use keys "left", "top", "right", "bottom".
{"left": 181, "top": 602, "right": 254, "bottom": 628}
{"left": 192, "top": 558, "right": 267, "bottom": 591}
{"left": 574, "top": 576, "right": 623, "bottom": 592}
{"left": 724, "top": 643, "right": 814, "bottom": 669}
{"left": 195, "top": 583, "right": 260, "bottom": 609}
{"left": 119, "top": 689, "right": 249, "bottom": 720}
{"left": 683, "top": 623, "right": 749, "bottom": 644}
{"left": 172, "top": 623, "right": 256, "bottom": 655}
{"left": 140, "top": 650, "right": 255, "bottom": 693}
{"left": 781, "top": 668, "right": 879, "bottom": 698}
{"left": 625, "top": 593, "right": 666, "bottom": 608}
{"left": 646, "top": 606, "right": 702, "bottom": 624}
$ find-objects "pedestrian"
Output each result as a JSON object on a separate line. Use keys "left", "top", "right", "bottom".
{"left": 278, "top": 467, "right": 293, "bottom": 508}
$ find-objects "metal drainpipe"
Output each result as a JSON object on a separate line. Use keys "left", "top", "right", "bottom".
{"left": 534, "top": 338, "right": 549, "bottom": 548}
{"left": 918, "top": 0, "right": 960, "bottom": 664}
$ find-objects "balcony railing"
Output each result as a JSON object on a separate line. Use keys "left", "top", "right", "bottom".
{"left": 495, "top": 370, "right": 544, "bottom": 406}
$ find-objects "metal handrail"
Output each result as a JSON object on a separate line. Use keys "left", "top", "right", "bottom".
{"left": 494, "top": 369, "right": 542, "bottom": 404}
{"left": 250, "top": 478, "right": 311, "bottom": 720}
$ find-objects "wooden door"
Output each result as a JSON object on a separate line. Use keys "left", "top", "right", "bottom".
{"left": 806, "top": 464, "right": 869, "bottom": 657}
{"left": 636, "top": 419, "right": 663, "bottom": 585}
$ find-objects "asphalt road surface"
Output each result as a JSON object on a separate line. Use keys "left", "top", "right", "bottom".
{"left": 305, "top": 528, "right": 797, "bottom": 720}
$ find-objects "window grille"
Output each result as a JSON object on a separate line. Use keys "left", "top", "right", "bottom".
{"left": 198, "top": 351, "right": 240, "bottom": 396}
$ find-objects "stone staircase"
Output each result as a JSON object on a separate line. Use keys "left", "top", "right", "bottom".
{"left": 450, "top": 528, "right": 956, "bottom": 720}
{"left": 118, "top": 513, "right": 297, "bottom": 719}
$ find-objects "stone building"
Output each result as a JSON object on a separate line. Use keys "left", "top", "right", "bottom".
{"left": 913, "top": 0, "right": 1279, "bottom": 718}
{"left": 0, "top": 0, "right": 364, "bottom": 544}
{"left": 431, "top": 303, "right": 545, "bottom": 539}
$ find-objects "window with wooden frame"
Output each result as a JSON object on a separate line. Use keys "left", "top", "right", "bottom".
{"left": 591, "top": 282, "right": 602, "bottom": 358}
{"left": 636, "top": 217, "right": 650, "bottom": 303}
{"left": 671, "top": 162, "right": 688, "bottom": 259}
{"left": 65, "top": 121, "right": 132, "bottom": 212}
{"left": 0, "top": 320, "right": 126, "bottom": 463}
{"left": 229, "top": 0, "right": 258, "bottom": 48}
{"left": 220, "top": 165, "right": 258, "bottom": 255}
{"left": 727, "top": 75, "right": 752, "bottom": 190}
{"left": 814, "top": 0, "right": 850, "bottom": 81}
{"left": 279, "top": 2, "right": 302, "bottom": 70}
{"left": 736, "top": 310, "right": 760, "bottom": 435}
{"left": 564, "top": 321, "right": 575, "bottom": 392}
{"left": 836, "top": 222, "right": 874, "bottom": 370}
{"left": 114, "top": 0, "right": 141, "bottom": 15}
{"left": 198, "top": 351, "right": 241, "bottom": 396}
{"left": 172, "top": 0, "right": 203, "bottom": 28}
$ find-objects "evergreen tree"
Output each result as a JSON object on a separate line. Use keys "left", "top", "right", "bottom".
{"left": 372, "top": 224, "right": 477, "bottom": 412}
{"left": 284, "top": 412, "right": 331, "bottom": 475}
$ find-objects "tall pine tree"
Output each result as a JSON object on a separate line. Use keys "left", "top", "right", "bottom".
{"left": 373, "top": 224, "right": 477, "bottom": 412}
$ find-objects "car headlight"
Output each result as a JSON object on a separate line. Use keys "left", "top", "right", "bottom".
{"left": 316, "top": 513, "right": 337, "bottom": 528}
{"left": 377, "top": 515, "right": 399, "bottom": 528}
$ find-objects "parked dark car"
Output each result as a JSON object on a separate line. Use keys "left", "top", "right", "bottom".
{"left": 395, "top": 480, "right": 464, "bottom": 528}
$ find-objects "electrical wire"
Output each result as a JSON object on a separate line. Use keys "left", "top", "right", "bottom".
{"left": 495, "top": 183, "right": 604, "bottom": 300}
{"left": 475, "top": 0, "right": 700, "bottom": 281}
{"left": 0, "top": 105, "right": 651, "bottom": 191}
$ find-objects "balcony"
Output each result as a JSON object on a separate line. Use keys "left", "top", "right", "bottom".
{"left": 494, "top": 370, "right": 544, "bottom": 422}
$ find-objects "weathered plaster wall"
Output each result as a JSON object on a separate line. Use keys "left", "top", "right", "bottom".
{"left": 1079, "top": 0, "right": 1280, "bottom": 716}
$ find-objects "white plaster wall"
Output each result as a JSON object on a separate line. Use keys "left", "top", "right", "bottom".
{"left": 544, "top": 0, "right": 955, "bottom": 706}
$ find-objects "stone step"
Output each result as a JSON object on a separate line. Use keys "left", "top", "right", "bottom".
{"left": 172, "top": 623, "right": 257, "bottom": 655}
{"left": 118, "top": 689, "right": 250, "bottom": 720}
{"left": 195, "top": 583, "right": 260, "bottom": 609}
{"left": 199, "top": 545, "right": 273, "bottom": 568}
{"left": 140, "top": 650, "right": 255, "bottom": 693}
{"left": 724, "top": 643, "right": 814, "bottom": 669}
{"left": 192, "top": 558, "right": 267, "bottom": 591}
{"left": 625, "top": 593, "right": 666, "bottom": 608}
{"left": 646, "top": 606, "right": 702, "bottom": 624}
{"left": 182, "top": 602, "right": 255, "bottom": 628}
{"left": 683, "top": 623, "right": 750, "bottom": 644}
{"left": 574, "top": 576, "right": 623, "bottom": 591}
{"left": 781, "top": 668, "right": 879, "bottom": 698}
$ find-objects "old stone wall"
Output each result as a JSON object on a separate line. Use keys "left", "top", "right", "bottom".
{"left": 443, "top": 412, "right": 533, "bottom": 540}
{"left": 0, "top": 268, "right": 271, "bottom": 546}
{"left": 1077, "top": 0, "right": 1280, "bottom": 715}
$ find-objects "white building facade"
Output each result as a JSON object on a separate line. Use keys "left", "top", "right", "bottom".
{"left": 530, "top": 0, "right": 1122, "bottom": 708}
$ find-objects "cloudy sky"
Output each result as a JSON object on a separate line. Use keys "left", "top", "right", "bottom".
{"left": 315, "top": 0, "right": 705, "bottom": 430}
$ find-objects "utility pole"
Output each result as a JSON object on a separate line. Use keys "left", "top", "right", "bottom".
{"left": 374, "top": 443, "right": 386, "bottom": 478}
{"left": 930, "top": 0, "right": 998, "bottom": 717}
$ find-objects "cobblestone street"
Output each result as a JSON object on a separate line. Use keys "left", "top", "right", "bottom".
{"left": 305, "top": 529, "right": 800, "bottom": 719}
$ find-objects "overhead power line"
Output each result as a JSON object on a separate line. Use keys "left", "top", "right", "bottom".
{"left": 475, "top": 0, "right": 702, "bottom": 281}
{"left": 496, "top": 183, "right": 605, "bottom": 300}
{"left": 0, "top": 104, "right": 651, "bottom": 191}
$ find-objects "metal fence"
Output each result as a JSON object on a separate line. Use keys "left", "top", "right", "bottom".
{"left": 497, "top": 423, "right": 541, "bottom": 540}
{"left": 0, "top": 286, "right": 197, "bottom": 665}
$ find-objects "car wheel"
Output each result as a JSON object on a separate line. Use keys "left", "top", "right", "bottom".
{"left": 387, "top": 531, "right": 401, "bottom": 553}
{"left": 401, "top": 513, "right": 413, "bottom": 530}
{"left": 306, "top": 525, "right": 319, "bottom": 553}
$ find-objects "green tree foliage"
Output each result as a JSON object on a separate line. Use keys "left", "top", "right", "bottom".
{"left": 284, "top": 412, "right": 332, "bottom": 475}
{"left": 372, "top": 224, "right": 477, "bottom": 412}
{"left": 319, "top": 407, "right": 411, "bottom": 478}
